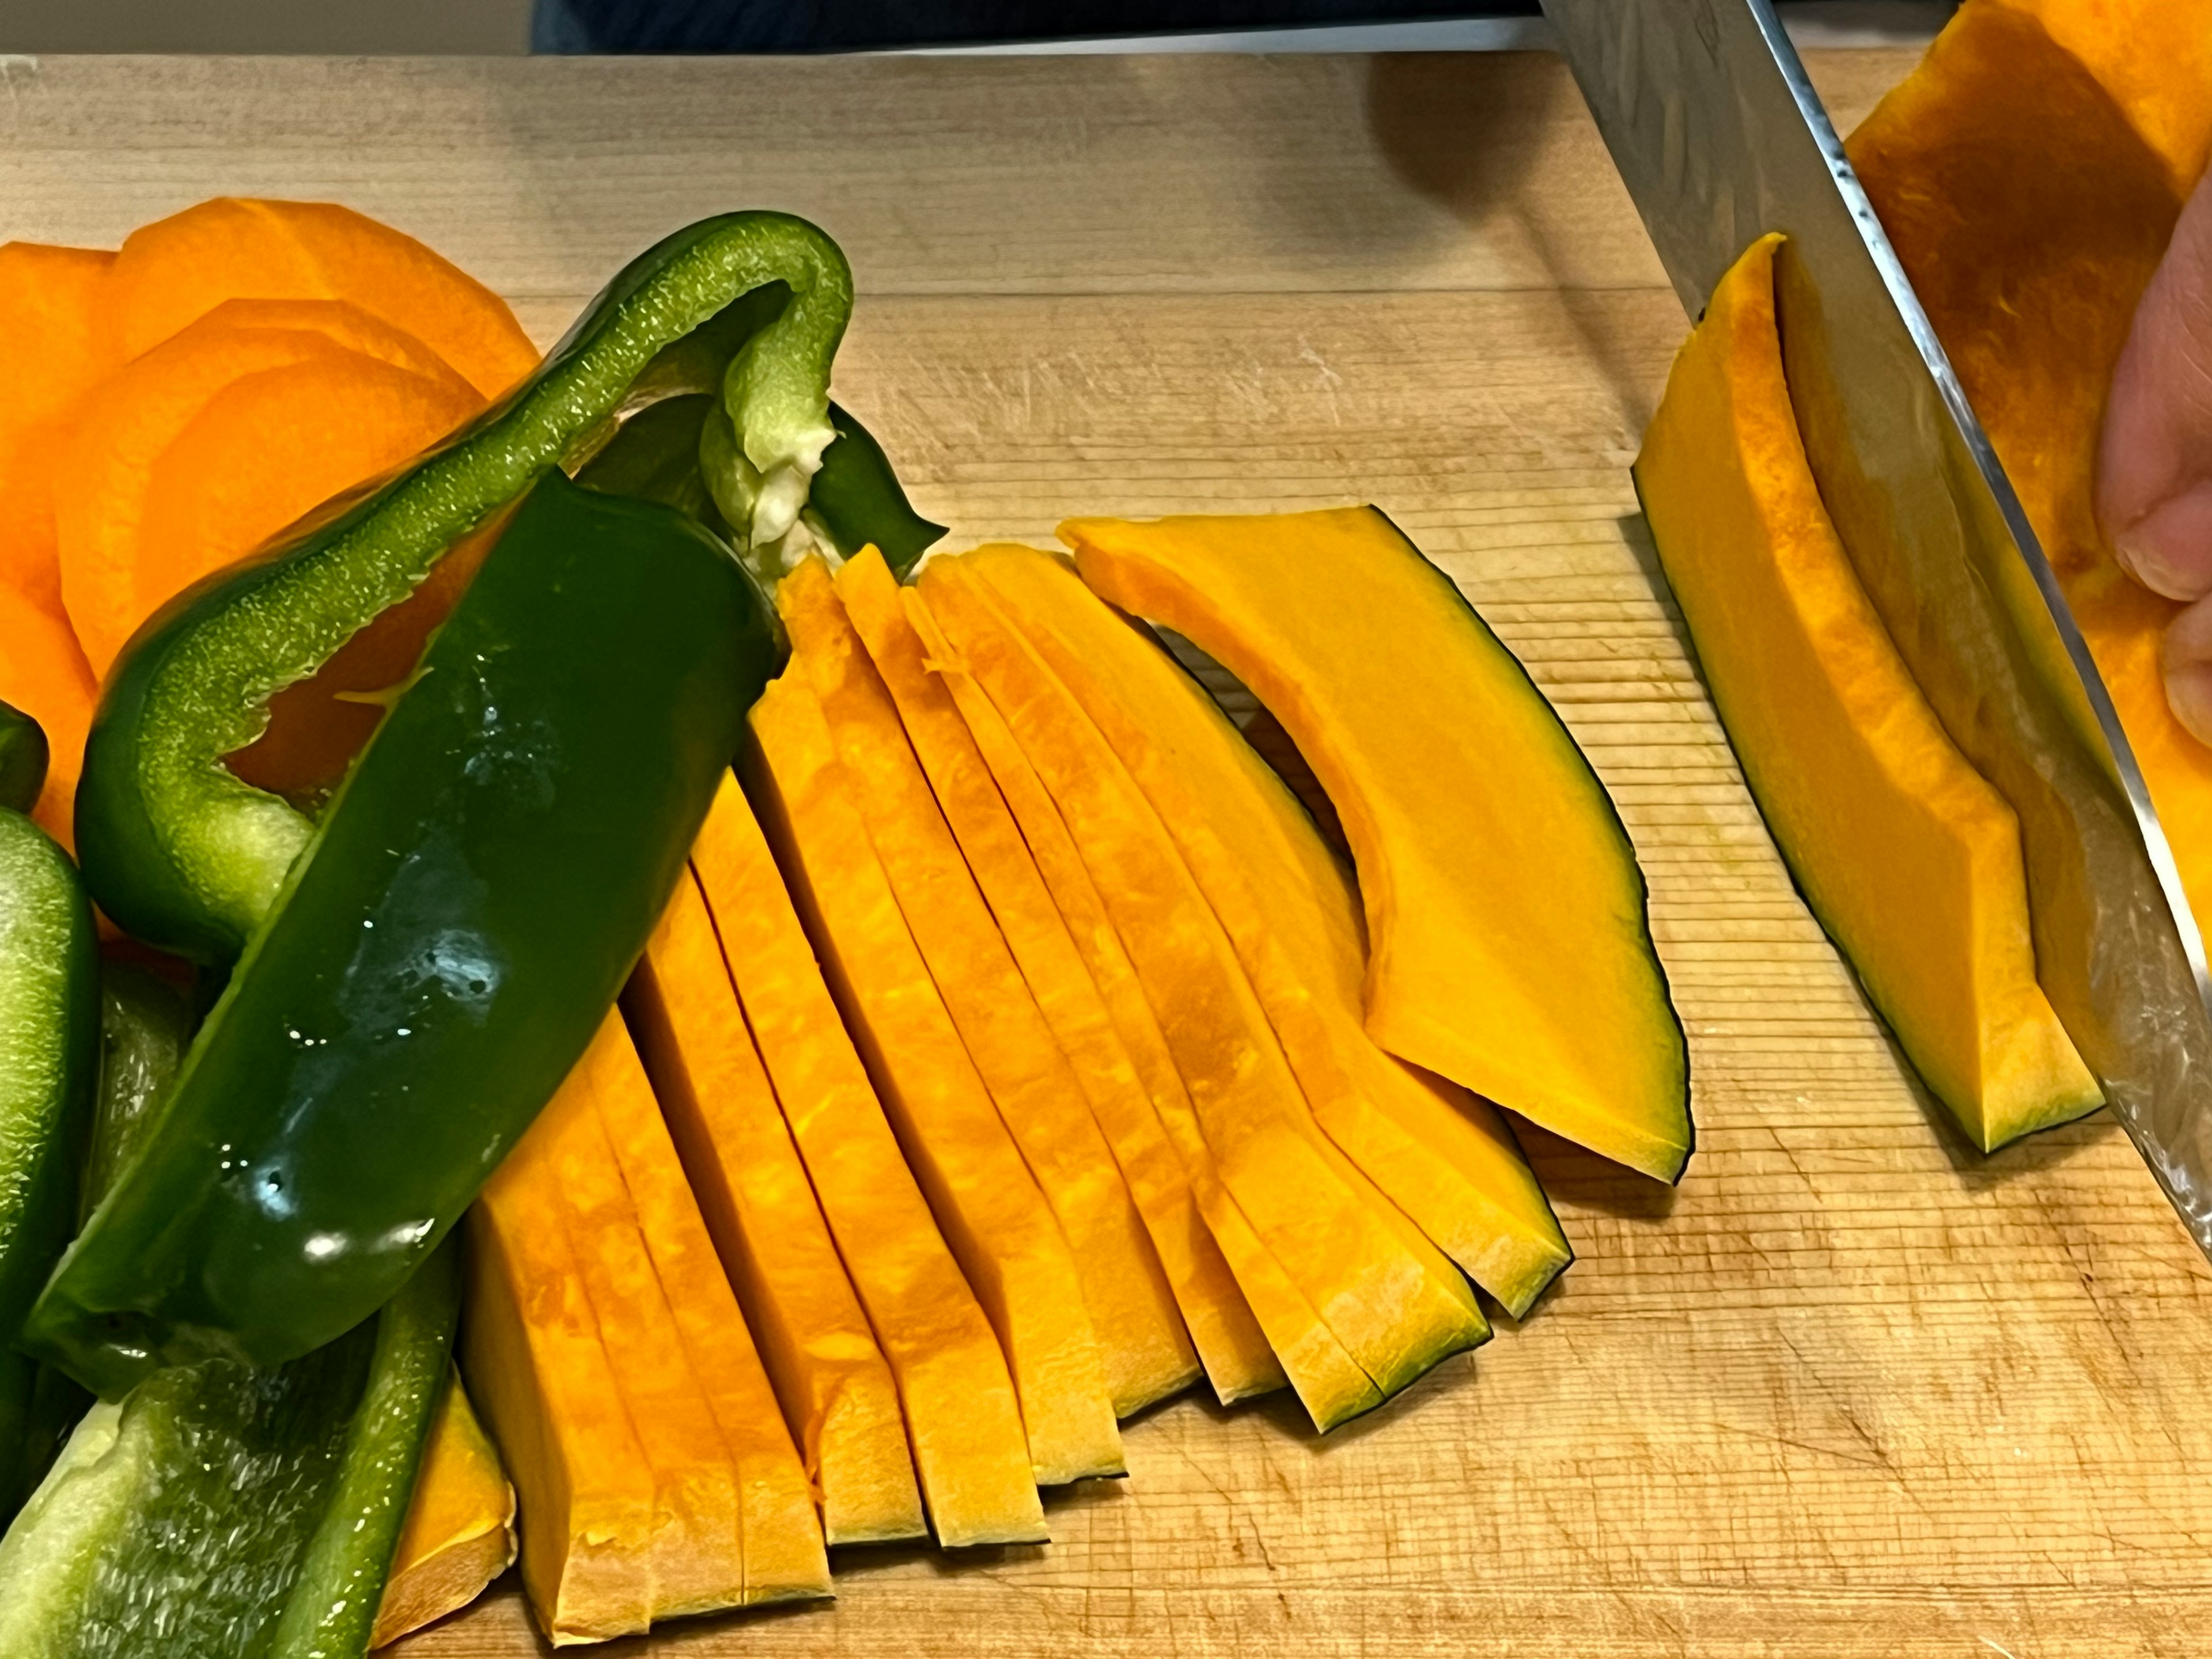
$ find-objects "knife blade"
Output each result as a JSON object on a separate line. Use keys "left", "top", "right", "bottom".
{"left": 1541, "top": 0, "right": 2212, "bottom": 1253}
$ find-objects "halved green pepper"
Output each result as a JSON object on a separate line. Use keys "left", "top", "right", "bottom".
{"left": 32, "top": 470, "right": 771, "bottom": 1395}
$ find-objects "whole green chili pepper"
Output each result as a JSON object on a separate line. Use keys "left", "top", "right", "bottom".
{"left": 0, "top": 1243, "right": 459, "bottom": 1659}
{"left": 32, "top": 471, "right": 770, "bottom": 1395}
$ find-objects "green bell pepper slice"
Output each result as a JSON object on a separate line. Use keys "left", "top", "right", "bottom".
{"left": 31, "top": 470, "right": 770, "bottom": 1395}
{"left": 0, "top": 1241, "right": 459, "bottom": 1659}
{"left": 79, "top": 209, "right": 870, "bottom": 967}
{"left": 0, "top": 703, "right": 47, "bottom": 818}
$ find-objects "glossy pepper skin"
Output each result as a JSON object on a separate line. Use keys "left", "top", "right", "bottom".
{"left": 78, "top": 210, "right": 861, "bottom": 967}
{"left": 29, "top": 472, "right": 772, "bottom": 1396}
{"left": 0, "top": 1242, "right": 460, "bottom": 1659}
{"left": 0, "top": 702, "right": 47, "bottom": 817}
{"left": 0, "top": 722, "right": 99, "bottom": 1516}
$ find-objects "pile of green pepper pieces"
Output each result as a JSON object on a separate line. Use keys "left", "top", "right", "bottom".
{"left": 0, "top": 210, "right": 944, "bottom": 1657}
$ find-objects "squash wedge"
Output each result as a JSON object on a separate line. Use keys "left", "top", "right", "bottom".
{"left": 1635, "top": 233, "right": 2102, "bottom": 1150}
{"left": 535, "top": 1016, "right": 748, "bottom": 1623}
{"left": 626, "top": 868, "right": 926, "bottom": 1547}
{"left": 371, "top": 1371, "right": 517, "bottom": 1649}
{"left": 466, "top": 1095, "right": 658, "bottom": 1641}
{"left": 745, "top": 673, "right": 1126, "bottom": 1487}
{"left": 904, "top": 590, "right": 1315, "bottom": 1410}
{"left": 778, "top": 554, "right": 1198, "bottom": 1418}
{"left": 836, "top": 547, "right": 1282, "bottom": 1404}
{"left": 1846, "top": 0, "right": 2212, "bottom": 940}
{"left": 586, "top": 1012, "right": 832, "bottom": 1606}
{"left": 967, "top": 544, "right": 1572, "bottom": 1315}
{"left": 1065, "top": 510, "right": 1691, "bottom": 1182}
{"left": 687, "top": 773, "right": 1046, "bottom": 1547}
{"left": 915, "top": 560, "right": 1486, "bottom": 1423}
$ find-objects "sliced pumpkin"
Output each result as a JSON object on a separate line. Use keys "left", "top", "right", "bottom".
{"left": 1846, "top": 0, "right": 2212, "bottom": 940}
{"left": 467, "top": 1104, "right": 657, "bottom": 1641}
{"left": 968, "top": 544, "right": 1572, "bottom": 1314}
{"left": 745, "top": 670, "right": 1124, "bottom": 1484}
{"left": 96, "top": 197, "right": 539, "bottom": 399}
{"left": 53, "top": 297, "right": 482, "bottom": 676}
{"left": 687, "top": 773, "right": 1046, "bottom": 1547}
{"left": 778, "top": 554, "right": 1198, "bottom": 1419}
{"left": 585, "top": 1010, "right": 831, "bottom": 1607}
{"left": 915, "top": 559, "right": 1485, "bottom": 1425}
{"left": 0, "top": 584, "right": 96, "bottom": 850}
{"left": 835, "top": 547, "right": 1283, "bottom": 1404}
{"left": 0, "top": 243, "right": 113, "bottom": 611}
{"left": 372, "top": 1370, "right": 518, "bottom": 1650}
{"left": 1636, "top": 233, "right": 2103, "bottom": 1149}
{"left": 1065, "top": 510, "right": 1692, "bottom": 1182}
{"left": 625, "top": 866, "right": 926, "bottom": 1547}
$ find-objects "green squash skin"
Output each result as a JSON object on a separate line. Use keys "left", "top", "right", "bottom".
{"left": 31, "top": 475, "right": 772, "bottom": 1397}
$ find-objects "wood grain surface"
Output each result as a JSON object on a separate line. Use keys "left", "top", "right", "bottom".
{"left": 7, "top": 48, "right": 2210, "bottom": 1659}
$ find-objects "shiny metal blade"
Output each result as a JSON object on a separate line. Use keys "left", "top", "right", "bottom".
{"left": 1543, "top": 0, "right": 2212, "bottom": 1249}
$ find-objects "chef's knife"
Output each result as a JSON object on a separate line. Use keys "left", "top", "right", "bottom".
{"left": 1541, "top": 0, "right": 2212, "bottom": 1255}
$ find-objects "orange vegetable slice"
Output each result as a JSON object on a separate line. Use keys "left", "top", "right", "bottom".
{"left": 688, "top": 774, "right": 1045, "bottom": 1547}
{"left": 370, "top": 1372, "right": 517, "bottom": 1649}
{"left": 0, "top": 243, "right": 113, "bottom": 612}
{"left": 97, "top": 198, "right": 538, "bottom": 399}
{"left": 0, "top": 581, "right": 97, "bottom": 848}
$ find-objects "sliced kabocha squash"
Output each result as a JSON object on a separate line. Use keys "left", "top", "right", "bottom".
{"left": 968, "top": 544, "right": 1572, "bottom": 1315}
{"left": 1846, "top": 0, "right": 2212, "bottom": 935}
{"left": 585, "top": 1011, "right": 831, "bottom": 1607}
{"left": 371, "top": 1371, "right": 519, "bottom": 1649}
{"left": 687, "top": 773, "right": 1047, "bottom": 1546}
{"left": 1065, "top": 510, "right": 1691, "bottom": 1183}
{"left": 1635, "top": 233, "right": 2103, "bottom": 1150}
{"left": 835, "top": 547, "right": 1283, "bottom": 1404}
{"left": 745, "top": 668, "right": 1125, "bottom": 1484}
{"left": 626, "top": 867, "right": 926, "bottom": 1547}
{"left": 778, "top": 554, "right": 1198, "bottom": 1418}
{"left": 914, "top": 559, "right": 1487, "bottom": 1426}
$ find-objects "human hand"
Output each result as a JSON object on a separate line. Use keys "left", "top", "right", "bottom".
{"left": 2101, "top": 168, "right": 2212, "bottom": 739}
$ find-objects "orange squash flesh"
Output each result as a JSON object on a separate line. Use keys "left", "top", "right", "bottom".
{"left": 0, "top": 244, "right": 113, "bottom": 610}
{"left": 536, "top": 1017, "right": 748, "bottom": 1623}
{"left": 467, "top": 1110, "right": 658, "bottom": 1642}
{"left": 0, "top": 582, "right": 97, "bottom": 849}
{"left": 372, "top": 1371, "right": 518, "bottom": 1649}
{"left": 778, "top": 555, "right": 1198, "bottom": 1420}
{"left": 1637, "top": 233, "right": 2103, "bottom": 1150}
{"left": 1846, "top": 0, "right": 2212, "bottom": 942}
{"left": 52, "top": 298, "right": 482, "bottom": 676}
{"left": 956, "top": 550, "right": 1491, "bottom": 1347}
{"left": 835, "top": 548, "right": 1282, "bottom": 1405}
{"left": 1066, "top": 510, "right": 1691, "bottom": 1183}
{"left": 915, "top": 560, "right": 1483, "bottom": 1423}
{"left": 625, "top": 867, "right": 926, "bottom": 1547}
{"left": 745, "top": 671, "right": 1125, "bottom": 1485}
{"left": 585, "top": 1012, "right": 832, "bottom": 1607}
{"left": 96, "top": 197, "right": 540, "bottom": 399}
{"left": 687, "top": 774, "right": 1047, "bottom": 1546}
{"left": 969, "top": 544, "right": 1571, "bottom": 1315}
{"left": 902, "top": 589, "right": 1301, "bottom": 1407}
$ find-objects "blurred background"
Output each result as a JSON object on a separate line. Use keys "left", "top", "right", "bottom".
{"left": 2, "top": 0, "right": 1954, "bottom": 54}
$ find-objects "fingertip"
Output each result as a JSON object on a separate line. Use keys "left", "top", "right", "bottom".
{"left": 2117, "top": 482, "right": 2212, "bottom": 601}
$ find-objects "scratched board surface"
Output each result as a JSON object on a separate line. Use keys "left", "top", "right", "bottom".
{"left": 5, "top": 49, "right": 2207, "bottom": 1659}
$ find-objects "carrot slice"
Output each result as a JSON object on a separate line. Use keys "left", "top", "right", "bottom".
{"left": 746, "top": 671, "right": 1124, "bottom": 1485}
{"left": 626, "top": 868, "right": 926, "bottom": 1548}
{"left": 53, "top": 300, "right": 481, "bottom": 675}
{"left": 779, "top": 555, "right": 1197, "bottom": 1420}
{"left": 97, "top": 198, "right": 538, "bottom": 398}
{"left": 834, "top": 548, "right": 1279, "bottom": 1405}
{"left": 688, "top": 774, "right": 1046, "bottom": 1547}
{"left": 587, "top": 1010, "right": 831, "bottom": 1607}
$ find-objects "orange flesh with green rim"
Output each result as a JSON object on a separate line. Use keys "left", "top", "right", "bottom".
{"left": 779, "top": 554, "right": 1198, "bottom": 1419}
{"left": 968, "top": 543, "right": 1571, "bottom": 1313}
{"left": 587, "top": 1010, "right": 832, "bottom": 1606}
{"left": 745, "top": 670, "right": 1124, "bottom": 1484}
{"left": 687, "top": 774, "right": 1046, "bottom": 1546}
{"left": 914, "top": 558, "right": 1481, "bottom": 1425}
{"left": 836, "top": 547, "right": 1282, "bottom": 1404}
{"left": 371, "top": 1372, "right": 516, "bottom": 1649}
{"left": 1636, "top": 232, "right": 2101, "bottom": 1150}
{"left": 1065, "top": 510, "right": 1691, "bottom": 1183}
{"left": 626, "top": 868, "right": 926, "bottom": 1547}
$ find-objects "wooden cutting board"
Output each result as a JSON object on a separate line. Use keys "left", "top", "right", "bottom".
{"left": 7, "top": 47, "right": 2210, "bottom": 1659}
